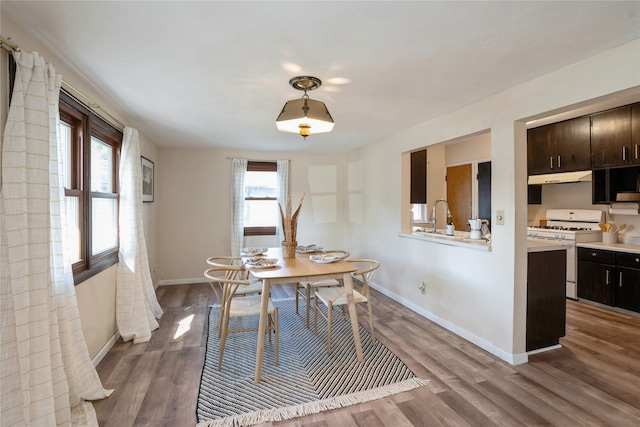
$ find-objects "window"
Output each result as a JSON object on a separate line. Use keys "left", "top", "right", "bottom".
{"left": 59, "top": 92, "right": 122, "bottom": 283}
{"left": 244, "top": 161, "right": 278, "bottom": 236}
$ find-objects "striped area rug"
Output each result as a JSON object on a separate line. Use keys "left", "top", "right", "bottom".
{"left": 196, "top": 298, "right": 428, "bottom": 427}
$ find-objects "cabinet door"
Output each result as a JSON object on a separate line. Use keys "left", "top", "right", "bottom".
{"left": 631, "top": 103, "right": 640, "bottom": 164}
{"left": 577, "top": 260, "right": 615, "bottom": 305}
{"left": 554, "top": 116, "right": 591, "bottom": 172}
{"left": 616, "top": 267, "right": 640, "bottom": 313}
{"left": 591, "top": 106, "right": 632, "bottom": 168}
{"left": 527, "top": 125, "right": 555, "bottom": 175}
{"left": 527, "top": 250, "right": 566, "bottom": 351}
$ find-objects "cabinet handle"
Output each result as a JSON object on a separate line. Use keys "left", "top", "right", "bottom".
{"left": 605, "top": 269, "right": 611, "bottom": 285}
{"left": 557, "top": 155, "right": 561, "bottom": 168}
{"left": 550, "top": 156, "right": 554, "bottom": 169}
{"left": 623, "top": 146, "right": 628, "bottom": 161}
{"left": 635, "top": 144, "right": 639, "bottom": 160}
{"left": 591, "top": 252, "right": 597, "bottom": 257}
{"left": 619, "top": 271, "right": 623, "bottom": 288}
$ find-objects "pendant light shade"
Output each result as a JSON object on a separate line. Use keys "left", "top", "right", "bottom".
{"left": 276, "top": 76, "right": 334, "bottom": 139}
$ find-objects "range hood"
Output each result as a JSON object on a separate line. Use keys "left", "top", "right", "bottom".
{"left": 528, "top": 170, "right": 592, "bottom": 185}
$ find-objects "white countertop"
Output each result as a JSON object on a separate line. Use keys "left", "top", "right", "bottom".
{"left": 400, "top": 230, "right": 491, "bottom": 252}
{"left": 527, "top": 240, "right": 571, "bottom": 253}
{"left": 577, "top": 241, "right": 640, "bottom": 255}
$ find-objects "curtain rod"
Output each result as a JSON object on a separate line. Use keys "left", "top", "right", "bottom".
{"left": 1, "top": 35, "right": 125, "bottom": 131}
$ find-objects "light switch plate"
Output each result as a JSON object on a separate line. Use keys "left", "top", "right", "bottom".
{"left": 496, "top": 210, "right": 505, "bottom": 225}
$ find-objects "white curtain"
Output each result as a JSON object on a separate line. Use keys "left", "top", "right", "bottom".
{"left": 1, "top": 51, "right": 112, "bottom": 426}
{"left": 276, "top": 159, "right": 290, "bottom": 244}
{"left": 230, "top": 158, "right": 247, "bottom": 256}
{"left": 116, "top": 127, "right": 163, "bottom": 343}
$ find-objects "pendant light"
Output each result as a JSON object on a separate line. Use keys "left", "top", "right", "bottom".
{"left": 276, "top": 76, "right": 334, "bottom": 139}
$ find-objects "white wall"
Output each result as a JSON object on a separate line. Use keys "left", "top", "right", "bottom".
{"left": 528, "top": 182, "right": 640, "bottom": 242}
{"left": 345, "top": 39, "right": 640, "bottom": 363}
{"left": 155, "top": 147, "right": 348, "bottom": 282}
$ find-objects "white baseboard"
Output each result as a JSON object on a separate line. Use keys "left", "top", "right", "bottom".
{"left": 156, "top": 277, "right": 208, "bottom": 286}
{"left": 527, "top": 344, "right": 562, "bottom": 356}
{"left": 368, "top": 281, "right": 528, "bottom": 366}
{"left": 92, "top": 331, "right": 121, "bottom": 367}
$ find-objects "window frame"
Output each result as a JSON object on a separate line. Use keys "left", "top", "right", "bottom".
{"left": 59, "top": 91, "right": 122, "bottom": 284}
{"left": 244, "top": 161, "right": 277, "bottom": 236}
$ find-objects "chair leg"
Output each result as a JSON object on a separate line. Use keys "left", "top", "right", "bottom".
{"left": 274, "top": 307, "right": 279, "bottom": 365}
{"left": 305, "top": 285, "right": 311, "bottom": 328}
{"left": 327, "top": 302, "right": 333, "bottom": 354}
{"left": 218, "top": 286, "right": 229, "bottom": 338}
{"left": 367, "top": 301, "right": 376, "bottom": 344}
{"left": 295, "top": 284, "right": 300, "bottom": 314}
{"left": 217, "top": 312, "right": 231, "bottom": 371}
{"left": 267, "top": 315, "right": 272, "bottom": 343}
{"left": 314, "top": 294, "right": 318, "bottom": 334}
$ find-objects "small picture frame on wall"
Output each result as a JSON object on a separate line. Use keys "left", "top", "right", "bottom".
{"left": 141, "top": 156, "right": 154, "bottom": 202}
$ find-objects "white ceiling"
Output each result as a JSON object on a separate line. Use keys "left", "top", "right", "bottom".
{"left": 3, "top": 1, "right": 639, "bottom": 153}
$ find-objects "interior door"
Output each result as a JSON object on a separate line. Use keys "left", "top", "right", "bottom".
{"left": 446, "top": 164, "right": 472, "bottom": 231}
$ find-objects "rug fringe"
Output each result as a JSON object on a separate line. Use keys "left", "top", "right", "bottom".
{"left": 196, "top": 377, "right": 429, "bottom": 427}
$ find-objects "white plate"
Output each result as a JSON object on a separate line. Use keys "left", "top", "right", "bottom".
{"left": 296, "top": 245, "right": 323, "bottom": 253}
{"left": 245, "top": 258, "right": 278, "bottom": 268}
{"left": 309, "top": 255, "right": 340, "bottom": 264}
{"left": 241, "top": 247, "right": 268, "bottom": 256}
{"left": 248, "top": 263, "right": 278, "bottom": 269}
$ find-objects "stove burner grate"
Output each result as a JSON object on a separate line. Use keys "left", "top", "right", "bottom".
{"left": 529, "top": 225, "right": 593, "bottom": 231}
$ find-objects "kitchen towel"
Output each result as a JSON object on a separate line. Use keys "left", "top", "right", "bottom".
{"left": 609, "top": 202, "right": 639, "bottom": 216}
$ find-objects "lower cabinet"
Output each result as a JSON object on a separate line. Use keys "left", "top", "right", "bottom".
{"left": 527, "top": 249, "right": 566, "bottom": 351}
{"left": 577, "top": 248, "right": 640, "bottom": 312}
{"left": 616, "top": 253, "right": 640, "bottom": 312}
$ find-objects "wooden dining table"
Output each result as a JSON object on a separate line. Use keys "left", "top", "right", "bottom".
{"left": 245, "top": 247, "right": 361, "bottom": 383}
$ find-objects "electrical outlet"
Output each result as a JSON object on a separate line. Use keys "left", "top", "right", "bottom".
{"left": 418, "top": 280, "right": 426, "bottom": 294}
{"left": 496, "top": 210, "right": 505, "bottom": 225}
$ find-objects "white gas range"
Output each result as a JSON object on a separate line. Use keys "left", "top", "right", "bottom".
{"left": 527, "top": 209, "right": 604, "bottom": 299}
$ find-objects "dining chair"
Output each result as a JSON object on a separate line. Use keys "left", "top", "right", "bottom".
{"left": 295, "top": 249, "right": 350, "bottom": 328}
{"left": 206, "top": 256, "right": 264, "bottom": 337}
{"left": 204, "top": 265, "right": 279, "bottom": 370}
{"left": 313, "top": 258, "right": 380, "bottom": 354}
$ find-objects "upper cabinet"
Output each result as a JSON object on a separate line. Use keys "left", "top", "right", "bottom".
{"left": 527, "top": 116, "right": 591, "bottom": 175}
{"left": 591, "top": 103, "right": 640, "bottom": 168}
{"left": 410, "top": 149, "right": 427, "bottom": 204}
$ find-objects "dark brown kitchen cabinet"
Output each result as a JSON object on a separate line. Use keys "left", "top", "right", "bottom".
{"left": 592, "top": 165, "right": 640, "bottom": 204}
{"left": 527, "top": 116, "right": 591, "bottom": 175}
{"left": 527, "top": 249, "right": 566, "bottom": 351}
{"left": 591, "top": 104, "right": 640, "bottom": 168}
{"left": 632, "top": 103, "right": 640, "bottom": 163}
{"left": 577, "top": 248, "right": 616, "bottom": 305}
{"left": 577, "top": 248, "right": 640, "bottom": 313}
{"left": 616, "top": 253, "right": 640, "bottom": 313}
{"left": 410, "top": 149, "right": 427, "bottom": 204}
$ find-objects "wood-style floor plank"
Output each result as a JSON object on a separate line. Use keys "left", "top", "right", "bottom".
{"left": 93, "top": 283, "right": 640, "bottom": 426}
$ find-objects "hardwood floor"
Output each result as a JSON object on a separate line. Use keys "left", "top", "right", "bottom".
{"left": 93, "top": 283, "right": 640, "bottom": 426}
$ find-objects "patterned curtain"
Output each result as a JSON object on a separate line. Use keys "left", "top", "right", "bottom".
{"left": 1, "top": 50, "right": 112, "bottom": 426}
{"left": 231, "top": 158, "right": 247, "bottom": 256}
{"left": 116, "top": 127, "right": 163, "bottom": 343}
{"left": 276, "top": 159, "right": 290, "bottom": 244}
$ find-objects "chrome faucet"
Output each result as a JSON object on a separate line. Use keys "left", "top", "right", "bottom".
{"left": 428, "top": 199, "right": 452, "bottom": 233}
